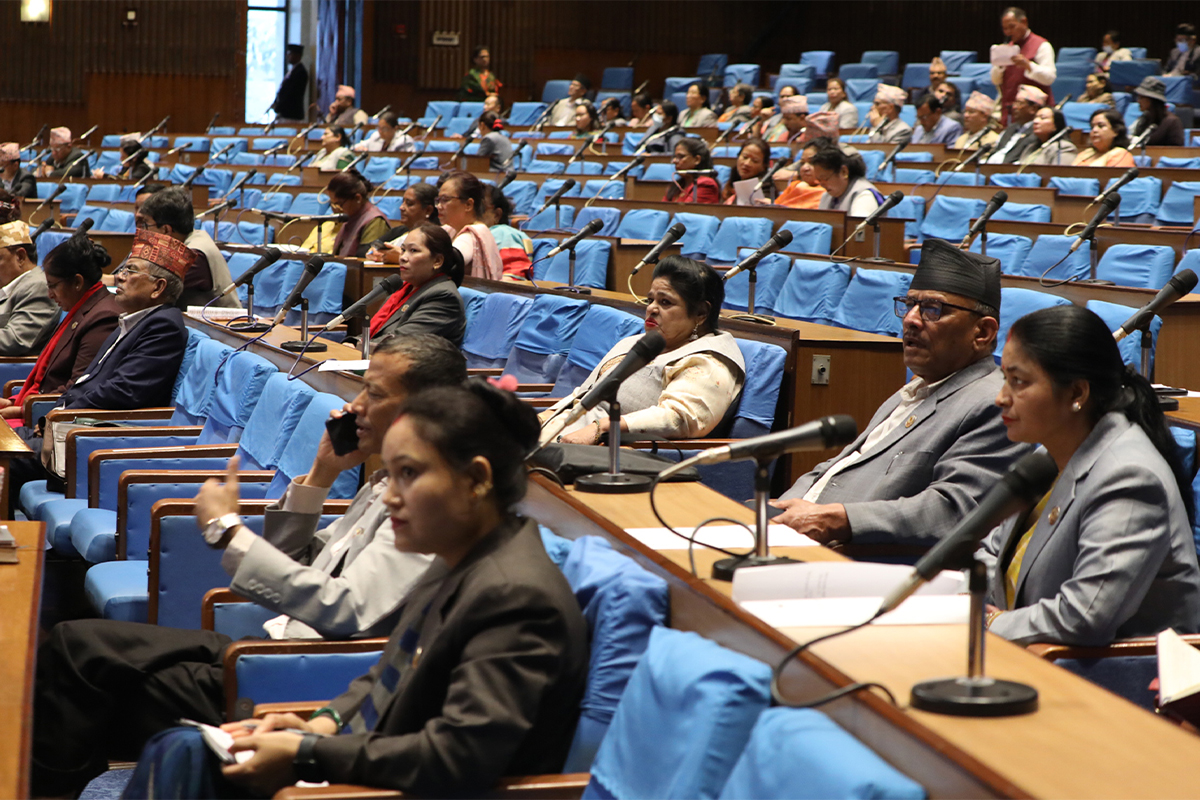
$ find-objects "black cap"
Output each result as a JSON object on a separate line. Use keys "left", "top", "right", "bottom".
{"left": 910, "top": 238, "right": 1001, "bottom": 314}
{"left": 573, "top": 73, "right": 592, "bottom": 91}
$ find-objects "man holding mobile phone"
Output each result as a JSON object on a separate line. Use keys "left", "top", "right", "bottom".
{"left": 32, "top": 335, "right": 467, "bottom": 798}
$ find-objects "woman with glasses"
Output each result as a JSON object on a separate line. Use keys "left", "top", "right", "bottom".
{"left": 313, "top": 126, "right": 355, "bottom": 171}
{"left": 663, "top": 138, "right": 719, "bottom": 204}
{"left": 327, "top": 170, "right": 390, "bottom": 259}
{"left": 981, "top": 304, "right": 1200, "bottom": 645}
{"left": 435, "top": 171, "right": 503, "bottom": 281}
{"left": 570, "top": 100, "right": 601, "bottom": 138}
{"left": 812, "top": 145, "right": 883, "bottom": 216}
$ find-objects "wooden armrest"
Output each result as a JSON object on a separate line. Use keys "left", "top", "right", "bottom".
{"left": 224, "top": 638, "right": 389, "bottom": 719}
{"left": 116, "top": 470, "right": 276, "bottom": 558}
{"left": 274, "top": 774, "right": 590, "bottom": 800}
{"left": 524, "top": 398, "right": 559, "bottom": 409}
{"left": 516, "top": 384, "right": 556, "bottom": 394}
{"left": 22, "top": 393, "right": 60, "bottom": 427}
{"left": 627, "top": 438, "right": 738, "bottom": 450}
{"left": 46, "top": 406, "right": 175, "bottom": 422}
{"left": 88, "top": 443, "right": 239, "bottom": 505}
{"left": 0, "top": 356, "right": 37, "bottom": 364}
{"left": 254, "top": 701, "right": 325, "bottom": 719}
{"left": 67, "top": 428, "right": 206, "bottom": 499}
{"left": 1025, "top": 635, "right": 1193, "bottom": 661}
{"left": 201, "top": 587, "right": 252, "bottom": 630}
{"left": 467, "top": 368, "right": 504, "bottom": 376}
{"left": 3, "top": 379, "right": 24, "bottom": 398}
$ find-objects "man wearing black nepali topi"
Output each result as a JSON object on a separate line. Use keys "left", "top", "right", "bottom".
{"left": 772, "top": 238, "right": 1034, "bottom": 549}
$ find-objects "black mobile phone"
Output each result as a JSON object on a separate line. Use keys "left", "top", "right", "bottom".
{"left": 326, "top": 412, "right": 360, "bottom": 456}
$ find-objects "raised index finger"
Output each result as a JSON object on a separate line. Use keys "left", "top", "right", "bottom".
{"left": 226, "top": 454, "right": 241, "bottom": 485}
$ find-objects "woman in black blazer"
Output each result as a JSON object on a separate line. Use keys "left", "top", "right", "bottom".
{"left": 367, "top": 223, "right": 467, "bottom": 347}
{"left": 123, "top": 379, "right": 588, "bottom": 798}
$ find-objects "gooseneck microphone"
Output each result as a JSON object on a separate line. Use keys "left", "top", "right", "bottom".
{"left": 273, "top": 256, "right": 326, "bottom": 326}
{"left": 322, "top": 273, "right": 404, "bottom": 331}
{"left": 1113, "top": 269, "right": 1199, "bottom": 342}
{"left": 845, "top": 190, "right": 905, "bottom": 243}
{"left": 876, "top": 450, "right": 1059, "bottom": 617}
{"left": 534, "top": 178, "right": 577, "bottom": 216}
{"left": 630, "top": 222, "right": 687, "bottom": 276}
{"left": 960, "top": 190, "right": 1008, "bottom": 248}
{"left": 1093, "top": 167, "right": 1138, "bottom": 205}
{"left": 723, "top": 229, "right": 793, "bottom": 282}
{"left": 1070, "top": 192, "right": 1121, "bottom": 253}
{"left": 216, "top": 248, "right": 282, "bottom": 299}
{"left": 546, "top": 218, "right": 604, "bottom": 259}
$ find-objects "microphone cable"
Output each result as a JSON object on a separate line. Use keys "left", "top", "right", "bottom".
{"left": 769, "top": 620, "right": 899, "bottom": 710}
{"left": 647, "top": 469, "right": 756, "bottom": 577}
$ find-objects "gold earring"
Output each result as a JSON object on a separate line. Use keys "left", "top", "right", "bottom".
{"left": 474, "top": 481, "right": 492, "bottom": 499}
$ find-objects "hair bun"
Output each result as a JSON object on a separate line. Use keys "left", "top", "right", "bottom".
{"left": 464, "top": 376, "right": 539, "bottom": 452}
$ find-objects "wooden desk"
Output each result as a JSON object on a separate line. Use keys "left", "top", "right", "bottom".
{"left": 523, "top": 477, "right": 1200, "bottom": 798}
{"left": 1166, "top": 396, "right": 1200, "bottom": 431}
{"left": 0, "top": 521, "right": 45, "bottom": 799}
{"left": 0, "top": 427, "right": 32, "bottom": 515}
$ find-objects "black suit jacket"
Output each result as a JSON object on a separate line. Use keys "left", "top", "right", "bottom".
{"left": 994, "top": 122, "right": 1039, "bottom": 164}
{"left": 316, "top": 517, "right": 588, "bottom": 796}
{"left": 273, "top": 62, "right": 309, "bottom": 120}
{"left": 57, "top": 304, "right": 187, "bottom": 411}
{"left": 372, "top": 276, "right": 466, "bottom": 348}
{"left": 41, "top": 288, "right": 122, "bottom": 395}
{"left": 4, "top": 168, "right": 37, "bottom": 199}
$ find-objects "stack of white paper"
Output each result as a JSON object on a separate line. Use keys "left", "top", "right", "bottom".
{"left": 623, "top": 524, "right": 819, "bottom": 551}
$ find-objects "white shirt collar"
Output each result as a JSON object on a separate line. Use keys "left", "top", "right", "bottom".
{"left": 0, "top": 267, "right": 36, "bottom": 302}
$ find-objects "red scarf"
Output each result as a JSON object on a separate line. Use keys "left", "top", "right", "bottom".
{"left": 13, "top": 283, "right": 105, "bottom": 411}
{"left": 369, "top": 281, "right": 417, "bottom": 333}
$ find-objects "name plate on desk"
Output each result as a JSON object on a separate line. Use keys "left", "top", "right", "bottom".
{"left": 318, "top": 360, "right": 370, "bottom": 372}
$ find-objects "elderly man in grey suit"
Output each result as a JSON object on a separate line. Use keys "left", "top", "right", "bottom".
{"left": 0, "top": 220, "right": 58, "bottom": 356}
{"left": 772, "top": 238, "right": 1032, "bottom": 549}
{"left": 31, "top": 334, "right": 468, "bottom": 798}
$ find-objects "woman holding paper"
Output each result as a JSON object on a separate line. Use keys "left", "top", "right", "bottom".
{"left": 720, "top": 139, "right": 769, "bottom": 205}
{"left": 981, "top": 304, "right": 1200, "bottom": 646}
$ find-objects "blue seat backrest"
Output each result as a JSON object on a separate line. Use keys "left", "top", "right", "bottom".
{"left": 730, "top": 339, "right": 787, "bottom": 438}
{"left": 257, "top": 191, "right": 294, "bottom": 214}
{"left": 73, "top": 205, "right": 109, "bottom": 230}
{"left": 236, "top": 648, "right": 383, "bottom": 707}
{"left": 992, "top": 202, "right": 1051, "bottom": 224}
{"left": 503, "top": 180, "right": 538, "bottom": 216}
{"left": 706, "top": 216, "right": 773, "bottom": 265}
{"left": 539, "top": 239, "right": 611, "bottom": 289}
{"left": 969, "top": 233, "right": 1032, "bottom": 276}
{"left": 602, "top": 67, "right": 634, "bottom": 90}
{"left": 455, "top": 101, "right": 483, "bottom": 118}
{"left": 641, "top": 162, "right": 674, "bottom": 181}
{"left": 573, "top": 207, "right": 622, "bottom": 238}
{"left": 583, "top": 626, "right": 771, "bottom": 800}
{"left": 844, "top": 77, "right": 880, "bottom": 102}
{"left": 1108, "top": 176, "right": 1162, "bottom": 219}
{"left": 565, "top": 161, "right": 604, "bottom": 176}
{"left": 919, "top": 196, "right": 986, "bottom": 242}
{"left": 886, "top": 195, "right": 925, "bottom": 239}
{"left": 1178, "top": 250, "right": 1200, "bottom": 283}
{"left": 86, "top": 184, "right": 121, "bottom": 203}
{"left": 778, "top": 220, "right": 833, "bottom": 255}
{"left": 271, "top": 393, "right": 362, "bottom": 499}
{"left": 800, "top": 50, "right": 835, "bottom": 78}
{"left": 281, "top": 259, "right": 347, "bottom": 322}
{"left": 831, "top": 267, "right": 913, "bottom": 337}
{"left": 722, "top": 251, "right": 789, "bottom": 314}
{"left": 536, "top": 142, "right": 575, "bottom": 157}
{"left": 668, "top": 212, "right": 720, "bottom": 259}
{"left": 236, "top": 374, "right": 317, "bottom": 471}
{"left": 1095, "top": 243, "right": 1177, "bottom": 290}
{"left": 996, "top": 288, "right": 1071, "bottom": 359}
{"left": 772, "top": 258, "right": 852, "bottom": 327}
{"left": 719, "top": 708, "right": 926, "bottom": 800}
{"left": 559, "top": 536, "right": 669, "bottom": 772}
{"left": 173, "top": 338, "right": 235, "bottom": 425}
{"left": 1157, "top": 181, "right": 1200, "bottom": 226}
{"left": 169, "top": 328, "right": 209, "bottom": 406}
{"left": 990, "top": 172, "right": 1041, "bottom": 189}
{"left": 1158, "top": 156, "right": 1200, "bottom": 169}
{"left": 462, "top": 292, "right": 534, "bottom": 368}
{"left": 523, "top": 204, "right": 574, "bottom": 231}
{"left": 1047, "top": 176, "right": 1099, "bottom": 196}
{"left": 35, "top": 231, "right": 72, "bottom": 266}
{"left": 267, "top": 173, "right": 302, "bottom": 187}
{"left": 614, "top": 208, "right": 668, "bottom": 241}
{"left": 550, "top": 305, "right": 646, "bottom": 397}
{"left": 457, "top": 286, "right": 487, "bottom": 332}
{"left": 203, "top": 351, "right": 278, "bottom": 444}
{"left": 509, "top": 102, "right": 548, "bottom": 126}
{"left": 901, "top": 62, "right": 931, "bottom": 89}
{"left": 536, "top": 178, "right": 582, "bottom": 208}
{"left": 361, "top": 156, "right": 399, "bottom": 184}
{"left": 1019, "top": 234, "right": 1092, "bottom": 282}
{"left": 541, "top": 80, "right": 573, "bottom": 104}
{"left": 1062, "top": 102, "right": 1108, "bottom": 130}
{"left": 424, "top": 100, "right": 459, "bottom": 120}
{"left": 861, "top": 50, "right": 900, "bottom": 75}
{"left": 1088, "top": 299, "right": 1164, "bottom": 371}
{"left": 508, "top": 294, "right": 592, "bottom": 358}
{"left": 289, "top": 192, "right": 330, "bottom": 216}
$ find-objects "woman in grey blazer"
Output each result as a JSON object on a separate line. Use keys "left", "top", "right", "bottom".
{"left": 982, "top": 305, "right": 1200, "bottom": 646}
{"left": 368, "top": 223, "right": 467, "bottom": 348}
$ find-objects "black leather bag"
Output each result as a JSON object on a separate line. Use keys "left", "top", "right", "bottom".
{"left": 530, "top": 443, "right": 700, "bottom": 484}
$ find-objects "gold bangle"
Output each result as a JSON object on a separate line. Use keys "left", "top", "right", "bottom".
{"left": 592, "top": 421, "right": 603, "bottom": 445}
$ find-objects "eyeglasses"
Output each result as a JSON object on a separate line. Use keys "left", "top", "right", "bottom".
{"left": 113, "top": 263, "right": 149, "bottom": 277}
{"left": 434, "top": 195, "right": 462, "bottom": 206}
{"left": 893, "top": 296, "right": 983, "bottom": 322}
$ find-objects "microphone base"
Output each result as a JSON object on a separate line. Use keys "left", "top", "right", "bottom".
{"left": 1074, "top": 278, "right": 1116, "bottom": 286}
{"left": 227, "top": 320, "right": 271, "bottom": 333}
{"left": 281, "top": 339, "right": 327, "bottom": 353}
{"left": 856, "top": 256, "right": 894, "bottom": 264}
{"left": 551, "top": 285, "right": 592, "bottom": 295}
{"left": 910, "top": 676, "right": 1038, "bottom": 717}
{"left": 574, "top": 472, "right": 653, "bottom": 494}
{"left": 711, "top": 553, "right": 798, "bottom": 582}
{"left": 727, "top": 313, "right": 775, "bottom": 326}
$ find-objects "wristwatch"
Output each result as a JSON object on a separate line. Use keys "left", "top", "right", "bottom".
{"left": 293, "top": 732, "right": 324, "bottom": 784}
{"left": 202, "top": 512, "right": 243, "bottom": 549}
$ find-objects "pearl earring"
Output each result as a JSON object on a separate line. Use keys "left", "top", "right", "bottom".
{"left": 1072, "top": 402, "right": 1081, "bottom": 412}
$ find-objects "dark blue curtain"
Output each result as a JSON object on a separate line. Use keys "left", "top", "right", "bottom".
{"left": 316, "top": 0, "right": 363, "bottom": 115}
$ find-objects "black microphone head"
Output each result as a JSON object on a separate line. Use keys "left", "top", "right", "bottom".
{"left": 1126, "top": 167, "right": 1139, "bottom": 180}
{"left": 774, "top": 228, "right": 793, "bottom": 246}
{"left": 1171, "top": 268, "right": 1199, "bottom": 296}
{"left": 666, "top": 221, "right": 687, "bottom": 238}
{"left": 561, "top": 178, "right": 577, "bottom": 191}
{"left": 75, "top": 218, "right": 95, "bottom": 234}
{"left": 583, "top": 218, "right": 604, "bottom": 234}
{"left": 261, "top": 247, "right": 283, "bottom": 265}
{"left": 1004, "top": 450, "right": 1059, "bottom": 500}
{"left": 991, "top": 190, "right": 1008, "bottom": 205}
{"left": 245, "top": 168, "right": 257, "bottom": 178}
{"left": 1102, "top": 191, "right": 1121, "bottom": 210}
{"left": 632, "top": 155, "right": 646, "bottom": 166}
{"left": 303, "top": 255, "right": 326, "bottom": 274}
{"left": 379, "top": 273, "right": 404, "bottom": 293}
{"left": 819, "top": 415, "right": 859, "bottom": 448}
{"left": 633, "top": 328, "right": 667, "bottom": 360}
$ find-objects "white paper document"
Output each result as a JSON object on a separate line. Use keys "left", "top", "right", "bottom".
{"left": 318, "top": 359, "right": 371, "bottom": 372}
{"left": 990, "top": 44, "right": 1019, "bottom": 68}
{"left": 731, "top": 561, "right": 969, "bottom": 627}
{"left": 733, "top": 178, "right": 767, "bottom": 206}
{"left": 623, "top": 524, "right": 819, "bottom": 551}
